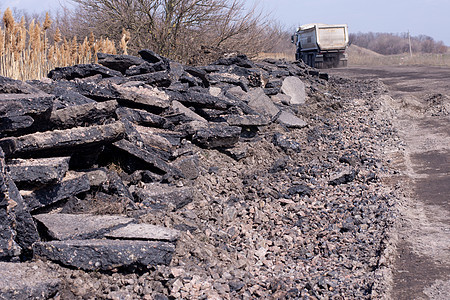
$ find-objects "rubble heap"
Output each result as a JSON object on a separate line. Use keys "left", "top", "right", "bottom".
{"left": 0, "top": 50, "right": 398, "bottom": 299}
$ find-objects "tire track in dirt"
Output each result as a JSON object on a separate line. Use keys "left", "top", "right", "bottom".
{"left": 329, "top": 66, "right": 450, "bottom": 299}
{"left": 392, "top": 116, "right": 450, "bottom": 300}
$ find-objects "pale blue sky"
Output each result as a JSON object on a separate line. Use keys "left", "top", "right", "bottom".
{"left": 1, "top": 0, "right": 449, "bottom": 45}
{"left": 257, "top": 0, "right": 449, "bottom": 46}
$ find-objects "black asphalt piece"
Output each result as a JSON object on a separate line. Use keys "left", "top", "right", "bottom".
{"left": 33, "top": 239, "right": 175, "bottom": 271}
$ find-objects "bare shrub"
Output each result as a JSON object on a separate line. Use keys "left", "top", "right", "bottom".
{"left": 69, "top": 0, "right": 288, "bottom": 63}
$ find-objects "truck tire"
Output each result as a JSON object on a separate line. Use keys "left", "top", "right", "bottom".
{"left": 332, "top": 57, "right": 340, "bottom": 68}
{"left": 301, "top": 54, "right": 308, "bottom": 65}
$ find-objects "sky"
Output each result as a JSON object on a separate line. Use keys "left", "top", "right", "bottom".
{"left": 1, "top": 0, "right": 73, "bottom": 14}
{"left": 1, "top": 0, "right": 449, "bottom": 46}
{"left": 256, "top": 0, "right": 450, "bottom": 46}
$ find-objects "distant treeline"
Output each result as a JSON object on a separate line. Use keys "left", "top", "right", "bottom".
{"left": 349, "top": 32, "right": 448, "bottom": 55}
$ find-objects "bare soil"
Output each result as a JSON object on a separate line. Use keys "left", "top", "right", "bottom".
{"left": 329, "top": 65, "right": 450, "bottom": 299}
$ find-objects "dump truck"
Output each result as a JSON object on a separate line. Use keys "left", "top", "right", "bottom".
{"left": 292, "top": 23, "right": 349, "bottom": 68}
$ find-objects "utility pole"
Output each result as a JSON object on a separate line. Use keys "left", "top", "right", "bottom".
{"left": 408, "top": 30, "right": 413, "bottom": 57}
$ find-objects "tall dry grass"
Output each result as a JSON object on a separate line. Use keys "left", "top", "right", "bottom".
{"left": 0, "top": 8, "right": 128, "bottom": 81}
{"left": 255, "top": 52, "right": 295, "bottom": 61}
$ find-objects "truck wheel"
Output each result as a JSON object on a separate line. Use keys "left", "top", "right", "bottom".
{"left": 301, "top": 54, "right": 308, "bottom": 65}
{"left": 332, "top": 58, "right": 339, "bottom": 68}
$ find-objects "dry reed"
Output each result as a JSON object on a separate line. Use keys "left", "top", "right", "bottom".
{"left": 0, "top": 8, "right": 125, "bottom": 81}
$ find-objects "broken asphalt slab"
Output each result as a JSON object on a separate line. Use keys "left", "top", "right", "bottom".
{"left": 132, "top": 183, "right": 193, "bottom": 210}
{"left": 0, "top": 122, "right": 125, "bottom": 157}
{"left": 0, "top": 262, "right": 61, "bottom": 300}
{"left": 8, "top": 156, "right": 70, "bottom": 187}
{"left": 281, "top": 76, "right": 307, "bottom": 105}
{"left": 22, "top": 171, "right": 91, "bottom": 211}
{"left": 105, "top": 223, "right": 180, "bottom": 242}
{"left": 33, "top": 213, "right": 134, "bottom": 240}
{"left": 33, "top": 239, "right": 175, "bottom": 271}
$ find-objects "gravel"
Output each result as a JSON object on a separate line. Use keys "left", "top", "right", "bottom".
{"left": 1, "top": 55, "right": 403, "bottom": 299}
{"left": 53, "top": 68, "right": 400, "bottom": 299}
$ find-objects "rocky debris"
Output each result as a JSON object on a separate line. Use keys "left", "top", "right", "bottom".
{"left": 221, "top": 141, "right": 249, "bottom": 160}
{"left": 246, "top": 87, "right": 280, "bottom": 119}
{"left": 70, "top": 80, "right": 122, "bottom": 102}
{"left": 138, "top": 49, "right": 169, "bottom": 65}
{"left": 168, "top": 90, "right": 229, "bottom": 110}
{"left": 0, "top": 115, "right": 34, "bottom": 134}
{"left": 1, "top": 75, "right": 45, "bottom": 94}
{"left": 48, "top": 64, "right": 123, "bottom": 81}
{"left": 116, "top": 106, "right": 168, "bottom": 128}
{"left": 0, "top": 93, "right": 51, "bottom": 114}
{"left": 225, "top": 114, "right": 269, "bottom": 127}
{"left": 7, "top": 156, "right": 70, "bottom": 187}
{"left": 328, "top": 167, "right": 358, "bottom": 186}
{"left": 132, "top": 183, "right": 193, "bottom": 210}
{"left": 113, "top": 83, "right": 171, "bottom": 109}
{"left": 281, "top": 76, "right": 307, "bottom": 105}
{"left": 424, "top": 92, "right": 450, "bottom": 116}
{"left": 34, "top": 213, "right": 134, "bottom": 240}
{"left": 22, "top": 171, "right": 91, "bottom": 211}
{"left": 0, "top": 262, "right": 60, "bottom": 299}
{"left": 272, "top": 133, "right": 302, "bottom": 153}
{"left": 1, "top": 157, "right": 23, "bottom": 258}
{"left": 0, "top": 51, "right": 400, "bottom": 299}
{"left": 49, "top": 100, "right": 118, "bottom": 129}
{"left": 0, "top": 122, "right": 125, "bottom": 156}
{"left": 105, "top": 223, "right": 180, "bottom": 242}
{"left": 277, "top": 110, "right": 308, "bottom": 128}
{"left": 271, "top": 92, "right": 292, "bottom": 105}
{"left": 0, "top": 149, "right": 39, "bottom": 257}
{"left": 33, "top": 239, "right": 175, "bottom": 271}
{"left": 172, "top": 100, "right": 208, "bottom": 123}
{"left": 172, "top": 155, "right": 200, "bottom": 180}
{"left": 112, "top": 139, "right": 175, "bottom": 174}
{"left": 84, "top": 168, "right": 109, "bottom": 187}
{"left": 0, "top": 91, "right": 53, "bottom": 135}
{"left": 192, "top": 123, "right": 241, "bottom": 149}
{"left": 213, "top": 55, "right": 256, "bottom": 68}
{"left": 97, "top": 53, "right": 147, "bottom": 74}
{"left": 51, "top": 90, "right": 96, "bottom": 109}
{"left": 287, "top": 183, "right": 312, "bottom": 196}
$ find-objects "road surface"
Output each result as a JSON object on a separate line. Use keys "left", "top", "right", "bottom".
{"left": 329, "top": 66, "right": 450, "bottom": 299}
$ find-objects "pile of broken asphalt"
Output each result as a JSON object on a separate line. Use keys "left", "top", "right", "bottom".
{"left": 0, "top": 51, "right": 401, "bottom": 299}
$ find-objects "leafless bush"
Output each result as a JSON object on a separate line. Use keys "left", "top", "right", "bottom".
{"left": 68, "top": 0, "right": 289, "bottom": 63}
{"left": 350, "top": 32, "right": 448, "bottom": 55}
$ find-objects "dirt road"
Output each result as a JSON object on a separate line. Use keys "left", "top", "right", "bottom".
{"left": 329, "top": 66, "right": 450, "bottom": 299}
